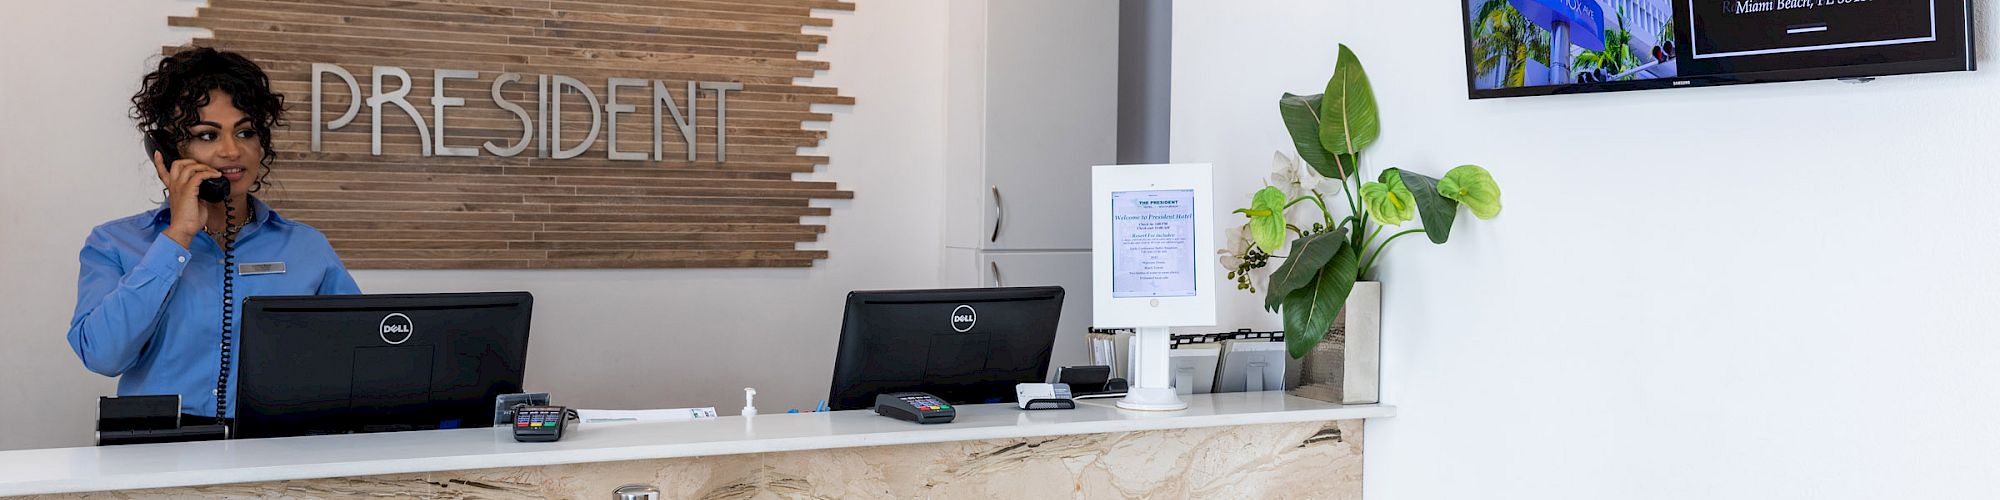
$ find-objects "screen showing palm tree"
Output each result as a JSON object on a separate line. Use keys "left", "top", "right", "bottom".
{"left": 1468, "top": 0, "right": 1679, "bottom": 90}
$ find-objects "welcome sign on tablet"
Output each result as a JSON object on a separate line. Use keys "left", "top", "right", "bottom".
{"left": 1110, "top": 189, "right": 1198, "bottom": 299}
{"left": 1091, "top": 163, "right": 1218, "bottom": 412}
{"left": 1090, "top": 163, "right": 1216, "bottom": 329}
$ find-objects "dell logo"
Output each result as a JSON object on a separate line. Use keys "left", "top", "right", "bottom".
{"left": 950, "top": 305, "right": 977, "bottom": 333}
{"left": 379, "top": 313, "right": 414, "bottom": 345}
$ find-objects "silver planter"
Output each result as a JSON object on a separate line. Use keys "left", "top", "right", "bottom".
{"left": 1287, "top": 281, "right": 1380, "bottom": 405}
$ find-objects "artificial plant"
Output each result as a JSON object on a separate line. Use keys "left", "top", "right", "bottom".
{"left": 1225, "top": 45, "right": 1505, "bottom": 359}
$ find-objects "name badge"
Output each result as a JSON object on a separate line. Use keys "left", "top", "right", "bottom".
{"left": 239, "top": 262, "right": 286, "bottom": 275}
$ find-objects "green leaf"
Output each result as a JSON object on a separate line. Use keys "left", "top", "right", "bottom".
{"left": 1437, "top": 165, "right": 1503, "bottom": 219}
{"left": 1359, "top": 170, "right": 1415, "bottom": 226}
{"left": 1282, "top": 242, "right": 1358, "bottom": 359}
{"left": 1263, "top": 228, "right": 1348, "bottom": 307}
{"left": 1278, "top": 93, "right": 1347, "bottom": 180}
{"left": 1265, "top": 274, "right": 1288, "bottom": 313}
{"left": 1392, "top": 168, "right": 1459, "bottom": 244}
{"left": 1318, "top": 45, "right": 1380, "bottom": 159}
{"left": 1244, "top": 186, "right": 1289, "bottom": 253}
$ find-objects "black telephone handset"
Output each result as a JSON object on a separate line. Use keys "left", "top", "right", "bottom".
{"left": 145, "top": 129, "right": 228, "bottom": 203}
{"left": 145, "top": 128, "right": 240, "bottom": 426}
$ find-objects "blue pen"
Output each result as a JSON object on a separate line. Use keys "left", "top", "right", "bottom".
{"left": 815, "top": 400, "right": 827, "bottom": 412}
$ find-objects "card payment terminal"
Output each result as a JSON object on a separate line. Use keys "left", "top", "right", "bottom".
{"left": 512, "top": 406, "right": 572, "bottom": 442}
{"left": 874, "top": 392, "right": 955, "bottom": 424}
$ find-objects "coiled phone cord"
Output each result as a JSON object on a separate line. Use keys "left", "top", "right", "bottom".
{"left": 214, "top": 198, "right": 241, "bottom": 423}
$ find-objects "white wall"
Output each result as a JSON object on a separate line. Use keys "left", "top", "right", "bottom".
{"left": 0, "top": 0, "right": 948, "bottom": 451}
{"left": 1173, "top": 2, "right": 2000, "bottom": 499}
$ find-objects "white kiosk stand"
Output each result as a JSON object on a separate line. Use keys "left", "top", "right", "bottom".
{"left": 1091, "top": 164, "right": 1218, "bottom": 411}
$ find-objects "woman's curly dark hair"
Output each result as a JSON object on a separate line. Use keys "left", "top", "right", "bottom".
{"left": 130, "top": 47, "right": 286, "bottom": 192}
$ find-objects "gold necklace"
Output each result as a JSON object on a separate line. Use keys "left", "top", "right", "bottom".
{"left": 204, "top": 212, "right": 252, "bottom": 239}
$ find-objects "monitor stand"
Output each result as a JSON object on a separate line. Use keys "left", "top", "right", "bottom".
{"left": 1117, "top": 327, "right": 1188, "bottom": 411}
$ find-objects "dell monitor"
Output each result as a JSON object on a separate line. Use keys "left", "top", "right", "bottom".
{"left": 234, "top": 292, "right": 533, "bottom": 439}
{"left": 827, "top": 287, "right": 1065, "bottom": 411}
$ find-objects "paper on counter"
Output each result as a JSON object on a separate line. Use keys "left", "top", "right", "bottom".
{"left": 576, "top": 407, "right": 718, "bottom": 425}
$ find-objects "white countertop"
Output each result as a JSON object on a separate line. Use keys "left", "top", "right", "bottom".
{"left": 0, "top": 392, "right": 1393, "bottom": 496}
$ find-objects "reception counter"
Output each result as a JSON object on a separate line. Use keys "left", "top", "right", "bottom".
{"left": 0, "top": 392, "right": 1393, "bottom": 498}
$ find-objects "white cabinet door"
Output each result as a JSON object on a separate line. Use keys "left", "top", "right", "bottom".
{"left": 981, "top": 251, "right": 1094, "bottom": 379}
{"left": 982, "top": 0, "right": 1119, "bottom": 251}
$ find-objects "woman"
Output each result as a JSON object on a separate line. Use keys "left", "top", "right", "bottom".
{"left": 67, "top": 47, "right": 360, "bottom": 424}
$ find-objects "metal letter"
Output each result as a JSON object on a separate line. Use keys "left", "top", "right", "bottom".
{"left": 604, "top": 78, "right": 646, "bottom": 161}
{"left": 651, "top": 80, "right": 697, "bottom": 162}
{"left": 310, "top": 63, "right": 360, "bottom": 153}
{"left": 486, "top": 72, "right": 532, "bottom": 157}
{"left": 549, "top": 75, "right": 601, "bottom": 160}
{"left": 699, "top": 82, "right": 742, "bottom": 163}
{"left": 537, "top": 74, "right": 550, "bottom": 158}
{"left": 367, "top": 66, "right": 431, "bottom": 157}
{"left": 431, "top": 69, "right": 479, "bottom": 157}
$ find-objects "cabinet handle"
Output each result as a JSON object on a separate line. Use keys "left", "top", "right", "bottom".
{"left": 990, "top": 185, "right": 1004, "bottom": 243}
{"left": 990, "top": 261, "right": 1004, "bottom": 287}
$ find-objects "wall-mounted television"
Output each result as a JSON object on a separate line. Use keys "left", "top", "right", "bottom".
{"left": 1461, "top": 0, "right": 1974, "bottom": 98}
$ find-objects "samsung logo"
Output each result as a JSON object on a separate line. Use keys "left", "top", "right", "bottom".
{"left": 379, "top": 313, "right": 414, "bottom": 345}
{"left": 950, "top": 305, "right": 977, "bottom": 333}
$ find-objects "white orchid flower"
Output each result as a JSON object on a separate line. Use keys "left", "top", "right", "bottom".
{"left": 1297, "top": 149, "right": 1349, "bottom": 196}
{"left": 1216, "top": 223, "right": 1253, "bottom": 271}
{"left": 1216, "top": 248, "right": 1242, "bottom": 272}
{"left": 1311, "top": 176, "right": 1344, "bottom": 197}
{"left": 1268, "top": 150, "right": 1303, "bottom": 197}
{"left": 1217, "top": 223, "right": 1268, "bottom": 290}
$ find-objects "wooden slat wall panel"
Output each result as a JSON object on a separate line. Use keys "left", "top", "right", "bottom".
{"left": 173, "top": 0, "right": 852, "bottom": 269}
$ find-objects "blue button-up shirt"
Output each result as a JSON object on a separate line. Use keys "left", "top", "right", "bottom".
{"left": 67, "top": 197, "right": 360, "bottom": 417}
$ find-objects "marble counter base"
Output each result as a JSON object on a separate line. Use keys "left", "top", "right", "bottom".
{"left": 24, "top": 420, "right": 1363, "bottom": 499}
